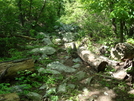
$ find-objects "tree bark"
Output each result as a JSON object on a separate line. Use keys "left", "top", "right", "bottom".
{"left": 120, "top": 20, "right": 124, "bottom": 43}
{"left": 0, "top": 58, "right": 35, "bottom": 82}
{"left": 35, "top": 0, "right": 47, "bottom": 23}
{"left": 77, "top": 46, "right": 119, "bottom": 72}
{"left": 13, "top": 34, "right": 37, "bottom": 40}
{"left": 29, "top": 0, "right": 33, "bottom": 20}
{"left": 18, "top": 0, "right": 25, "bottom": 26}
{"left": 112, "top": 18, "right": 117, "bottom": 36}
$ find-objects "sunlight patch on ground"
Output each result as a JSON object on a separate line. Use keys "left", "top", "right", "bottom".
{"left": 77, "top": 87, "right": 116, "bottom": 101}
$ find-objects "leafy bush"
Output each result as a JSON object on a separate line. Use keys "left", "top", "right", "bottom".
{"left": 127, "top": 38, "right": 134, "bottom": 45}
{"left": 0, "top": 37, "right": 18, "bottom": 57}
{"left": 0, "top": 83, "right": 11, "bottom": 94}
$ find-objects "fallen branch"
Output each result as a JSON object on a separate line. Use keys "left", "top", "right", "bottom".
{"left": 0, "top": 58, "right": 35, "bottom": 82}
{"left": 77, "top": 46, "right": 119, "bottom": 72}
{"left": 14, "top": 34, "right": 37, "bottom": 40}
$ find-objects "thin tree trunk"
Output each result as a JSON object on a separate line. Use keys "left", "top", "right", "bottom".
{"left": 112, "top": 18, "right": 117, "bottom": 36}
{"left": 120, "top": 20, "right": 124, "bottom": 43}
{"left": 29, "top": 0, "right": 33, "bottom": 20}
{"left": 18, "top": 0, "right": 25, "bottom": 26}
{"left": 37, "top": 0, "right": 47, "bottom": 21}
{"left": 128, "top": 25, "right": 134, "bottom": 36}
{"left": 34, "top": 0, "right": 47, "bottom": 27}
{"left": 57, "top": 1, "right": 62, "bottom": 17}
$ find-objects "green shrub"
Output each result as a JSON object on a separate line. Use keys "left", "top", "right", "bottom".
{"left": 0, "top": 83, "right": 11, "bottom": 94}
{"left": 0, "top": 37, "right": 21, "bottom": 57}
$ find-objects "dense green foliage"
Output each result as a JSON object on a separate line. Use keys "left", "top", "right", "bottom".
{"left": 0, "top": 0, "right": 65, "bottom": 56}
{"left": 80, "top": 0, "right": 134, "bottom": 42}
{"left": 0, "top": 0, "right": 134, "bottom": 100}
{"left": 0, "top": 0, "right": 65, "bottom": 33}
{"left": 0, "top": 0, "right": 133, "bottom": 57}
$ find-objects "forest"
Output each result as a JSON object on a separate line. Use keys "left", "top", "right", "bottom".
{"left": 0, "top": 0, "right": 134, "bottom": 101}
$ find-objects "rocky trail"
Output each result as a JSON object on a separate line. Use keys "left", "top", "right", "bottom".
{"left": 0, "top": 31, "right": 134, "bottom": 101}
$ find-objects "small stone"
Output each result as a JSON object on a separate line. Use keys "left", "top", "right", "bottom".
{"left": 67, "top": 84, "right": 75, "bottom": 89}
{"left": 58, "top": 83, "right": 67, "bottom": 93}
{"left": 27, "top": 92, "right": 42, "bottom": 101}
{"left": 83, "top": 88, "right": 89, "bottom": 96}
{"left": 75, "top": 71, "right": 86, "bottom": 80}
{"left": 39, "top": 84, "right": 46, "bottom": 90}
{"left": 72, "top": 58, "right": 82, "bottom": 63}
{"left": 72, "top": 64, "right": 80, "bottom": 68}
{"left": 128, "top": 89, "right": 134, "bottom": 94}
{"left": 64, "top": 42, "right": 75, "bottom": 49}
{"left": 84, "top": 77, "right": 93, "bottom": 85}
{"left": 104, "top": 92, "right": 109, "bottom": 95}
{"left": 47, "top": 61, "right": 76, "bottom": 73}
{"left": 42, "top": 37, "right": 53, "bottom": 45}
{"left": 10, "top": 84, "right": 28, "bottom": 93}
{"left": 112, "top": 70, "right": 127, "bottom": 80}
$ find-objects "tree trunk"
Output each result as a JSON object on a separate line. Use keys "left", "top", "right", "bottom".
{"left": 77, "top": 46, "right": 118, "bottom": 72}
{"left": 57, "top": 1, "right": 62, "bottom": 17}
{"left": 29, "top": 0, "right": 33, "bottom": 20}
{"left": 36, "top": 0, "right": 47, "bottom": 22}
{"left": 120, "top": 20, "right": 124, "bottom": 43}
{"left": 128, "top": 26, "right": 134, "bottom": 37}
{"left": 18, "top": 0, "right": 25, "bottom": 26}
{"left": 112, "top": 18, "right": 117, "bottom": 36}
{"left": 0, "top": 58, "right": 35, "bottom": 82}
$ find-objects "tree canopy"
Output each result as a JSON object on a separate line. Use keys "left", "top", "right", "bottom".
{"left": 0, "top": 0, "right": 133, "bottom": 56}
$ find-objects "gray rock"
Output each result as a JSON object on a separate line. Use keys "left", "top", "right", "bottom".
{"left": 27, "top": 92, "right": 42, "bottom": 101}
{"left": 38, "top": 68, "right": 61, "bottom": 75}
{"left": 84, "top": 77, "right": 93, "bottom": 85}
{"left": 67, "top": 84, "right": 75, "bottom": 89}
{"left": 39, "top": 46, "right": 56, "bottom": 55}
{"left": 58, "top": 83, "right": 67, "bottom": 93}
{"left": 112, "top": 69, "right": 127, "bottom": 80}
{"left": 46, "top": 69, "right": 61, "bottom": 74}
{"left": 41, "top": 54, "right": 48, "bottom": 59}
{"left": 31, "top": 48, "right": 40, "bottom": 53}
{"left": 47, "top": 61, "right": 76, "bottom": 73}
{"left": 42, "top": 37, "right": 53, "bottom": 45}
{"left": 75, "top": 71, "right": 86, "bottom": 80}
{"left": 110, "top": 48, "right": 121, "bottom": 60}
{"left": 110, "top": 43, "right": 134, "bottom": 60}
{"left": 72, "top": 58, "right": 82, "bottom": 63}
{"left": 62, "top": 32, "right": 78, "bottom": 42}
{"left": 31, "top": 46, "right": 56, "bottom": 55}
{"left": 38, "top": 32, "right": 46, "bottom": 37}
{"left": 99, "top": 45, "right": 109, "bottom": 55}
{"left": 37, "top": 67, "right": 47, "bottom": 74}
{"left": 10, "top": 86, "right": 22, "bottom": 93}
{"left": 64, "top": 42, "right": 75, "bottom": 49}
{"left": 39, "top": 84, "right": 46, "bottom": 90}
{"left": 64, "top": 56, "right": 70, "bottom": 59}
{"left": 72, "top": 64, "right": 80, "bottom": 68}
{"left": 10, "top": 84, "right": 29, "bottom": 93}
{"left": 52, "top": 37, "right": 62, "bottom": 45}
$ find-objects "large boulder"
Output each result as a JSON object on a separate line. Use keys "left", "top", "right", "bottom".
{"left": 110, "top": 43, "right": 134, "bottom": 60}
{"left": 26, "top": 92, "right": 42, "bottom": 101}
{"left": 47, "top": 61, "right": 76, "bottom": 73}
{"left": 31, "top": 46, "right": 56, "bottom": 55}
